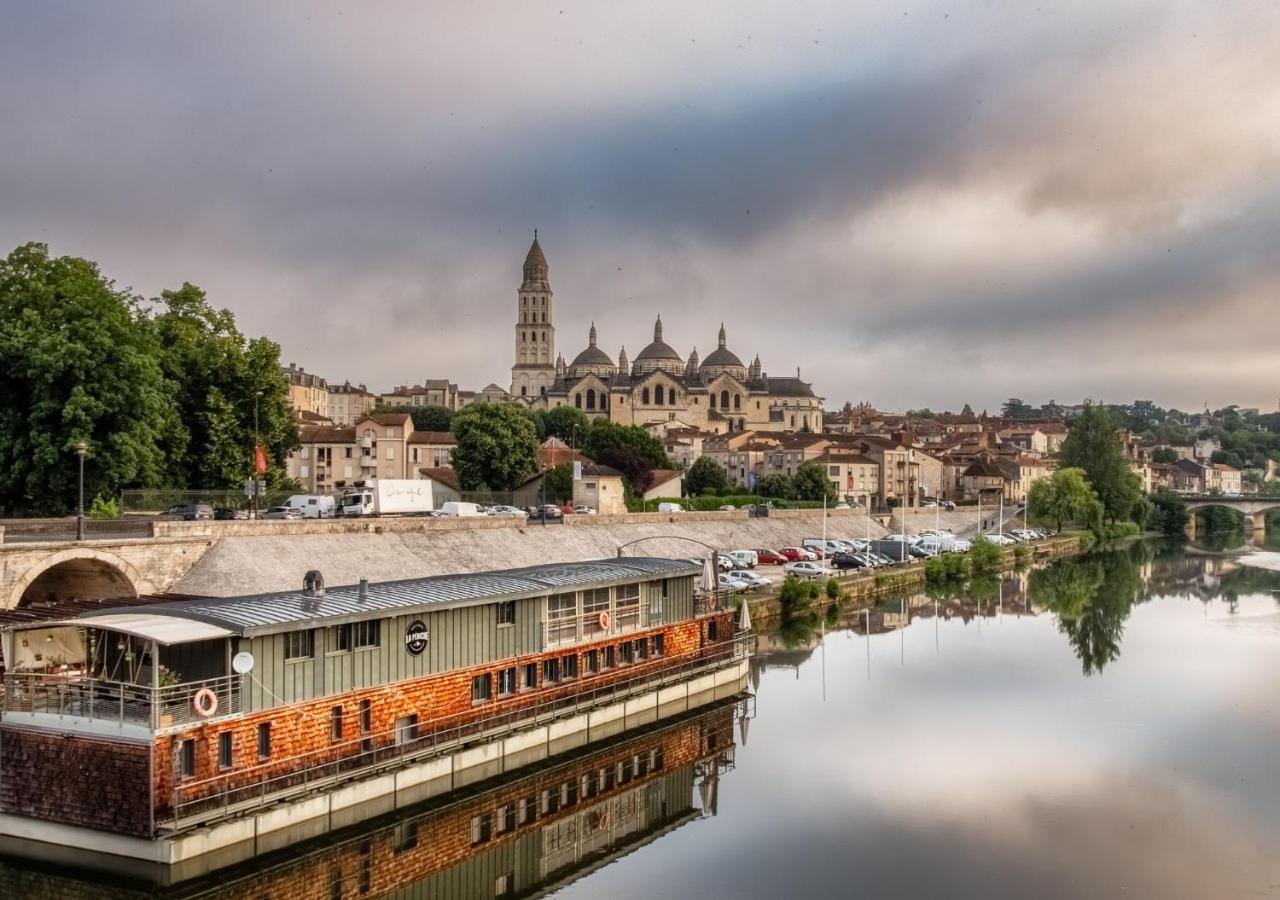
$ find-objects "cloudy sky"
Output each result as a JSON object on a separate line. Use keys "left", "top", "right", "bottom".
{"left": 3, "top": 2, "right": 1279, "bottom": 413}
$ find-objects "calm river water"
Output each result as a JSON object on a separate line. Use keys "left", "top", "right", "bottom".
{"left": 3, "top": 539, "right": 1279, "bottom": 899}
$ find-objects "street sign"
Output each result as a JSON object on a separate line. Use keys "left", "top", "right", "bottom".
{"left": 573, "top": 461, "right": 582, "bottom": 481}
{"left": 243, "top": 479, "right": 267, "bottom": 498}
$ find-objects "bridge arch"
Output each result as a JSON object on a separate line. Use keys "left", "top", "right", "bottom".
{"left": 7, "top": 548, "right": 143, "bottom": 610}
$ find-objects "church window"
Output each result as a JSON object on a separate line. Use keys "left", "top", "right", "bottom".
{"left": 541, "top": 331, "right": 546, "bottom": 341}
{"left": 670, "top": 391, "right": 677, "bottom": 406}
{"left": 575, "top": 394, "right": 582, "bottom": 408}
{"left": 522, "top": 331, "right": 526, "bottom": 342}
{"left": 542, "top": 312, "right": 546, "bottom": 322}
{"left": 655, "top": 385, "right": 664, "bottom": 405}
{"left": 790, "top": 415, "right": 796, "bottom": 427}
{"left": 586, "top": 389, "right": 596, "bottom": 410}
{"left": 642, "top": 388, "right": 650, "bottom": 405}
{"left": 720, "top": 390, "right": 730, "bottom": 409}
{"left": 734, "top": 395, "right": 741, "bottom": 410}
{"left": 521, "top": 386, "right": 527, "bottom": 397}
{"left": 709, "top": 393, "right": 716, "bottom": 408}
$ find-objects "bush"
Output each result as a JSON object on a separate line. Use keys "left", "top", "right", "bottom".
{"left": 924, "top": 553, "right": 968, "bottom": 584}
{"left": 87, "top": 494, "right": 120, "bottom": 519}
{"left": 779, "top": 575, "right": 819, "bottom": 617}
{"left": 1149, "top": 491, "right": 1189, "bottom": 536}
{"left": 1076, "top": 531, "right": 1098, "bottom": 552}
{"left": 1013, "top": 544, "right": 1031, "bottom": 564}
{"left": 968, "top": 535, "right": 1003, "bottom": 574}
{"left": 825, "top": 577, "right": 842, "bottom": 600}
{"left": 1093, "top": 521, "right": 1141, "bottom": 542}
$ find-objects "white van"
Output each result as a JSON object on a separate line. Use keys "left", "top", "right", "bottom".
{"left": 657, "top": 502, "right": 683, "bottom": 513}
{"left": 727, "top": 550, "right": 758, "bottom": 569}
{"left": 285, "top": 494, "right": 336, "bottom": 519}
{"left": 440, "top": 501, "right": 484, "bottom": 517}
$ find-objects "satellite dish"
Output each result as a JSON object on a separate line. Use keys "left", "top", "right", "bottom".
{"left": 231, "top": 651, "right": 255, "bottom": 675}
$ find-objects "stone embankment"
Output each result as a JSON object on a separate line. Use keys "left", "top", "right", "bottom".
{"left": 174, "top": 509, "right": 893, "bottom": 597}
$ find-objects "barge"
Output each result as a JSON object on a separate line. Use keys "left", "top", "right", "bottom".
{"left": 0, "top": 557, "right": 750, "bottom": 878}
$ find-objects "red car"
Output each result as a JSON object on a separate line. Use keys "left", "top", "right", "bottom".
{"left": 755, "top": 549, "right": 787, "bottom": 565}
{"left": 777, "top": 547, "right": 810, "bottom": 562}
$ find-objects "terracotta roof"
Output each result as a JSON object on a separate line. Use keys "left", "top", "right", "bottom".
{"left": 407, "top": 431, "right": 457, "bottom": 444}
{"left": 361, "top": 413, "right": 412, "bottom": 426}
{"left": 644, "top": 469, "right": 683, "bottom": 490}
{"left": 580, "top": 463, "right": 625, "bottom": 478}
{"left": 416, "top": 467, "right": 460, "bottom": 491}
{"left": 299, "top": 425, "right": 356, "bottom": 444}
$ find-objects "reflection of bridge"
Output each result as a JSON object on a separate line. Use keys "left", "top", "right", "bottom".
{"left": 1181, "top": 495, "right": 1279, "bottom": 538}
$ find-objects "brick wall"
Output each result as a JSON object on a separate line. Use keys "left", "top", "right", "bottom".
{"left": 0, "top": 727, "right": 151, "bottom": 837}
{"left": 155, "top": 610, "right": 735, "bottom": 820}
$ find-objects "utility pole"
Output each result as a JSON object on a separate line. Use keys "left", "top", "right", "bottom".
{"left": 75, "top": 441, "right": 88, "bottom": 541}
{"left": 253, "top": 390, "right": 263, "bottom": 519}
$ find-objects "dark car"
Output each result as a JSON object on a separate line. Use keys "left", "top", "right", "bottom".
{"left": 213, "top": 507, "right": 249, "bottom": 520}
{"left": 831, "top": 551, "right": 866, "bottom": 570}
{"left": 164, "top": 503, "right": 214, "bottom": 521}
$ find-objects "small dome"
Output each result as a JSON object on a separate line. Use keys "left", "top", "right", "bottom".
{"left": 635, "top": 315, "right": 682, "bottom": 362}
{"left": 700, "top": 322, "right": 746, "bottom": 376}
{"left": 568, "top": 322, "right": 616, "bottom": 376}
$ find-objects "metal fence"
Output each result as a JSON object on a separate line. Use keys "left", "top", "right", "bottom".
{"left": 1, "top": 517, "right": 153, "bottom": 544}
{"left": 2, "top": 672, "right": 243, "bottom": 729}
{"left": 119, "top": 490, "right": 296, "bottom": 514}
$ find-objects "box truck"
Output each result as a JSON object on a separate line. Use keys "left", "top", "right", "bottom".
{"left": 339, "top": 480, "right": 434, "bottom": 517}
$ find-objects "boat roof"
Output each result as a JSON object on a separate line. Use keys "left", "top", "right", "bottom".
{"left": 10, "top": 557, "right": 700, "bottom": 642}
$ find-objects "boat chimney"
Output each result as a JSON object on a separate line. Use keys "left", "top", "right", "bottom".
{"left": 358, "top": 577, "right": 369, "bottom": 601}
{"left": 303, "top": 570, "right": 326, "bottom": 597}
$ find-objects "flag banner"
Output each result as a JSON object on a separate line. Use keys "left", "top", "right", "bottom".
{"left": 255, "top": 445, "right": 268, "bottom": 475}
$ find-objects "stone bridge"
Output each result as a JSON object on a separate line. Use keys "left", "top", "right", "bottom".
{"left": 1181, "top": 495, "right": 1279, "bottom": 537}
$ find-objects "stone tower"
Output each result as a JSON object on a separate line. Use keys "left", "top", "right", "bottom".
{"left": 510, "top": 232, "right": 558, "bottom": 401}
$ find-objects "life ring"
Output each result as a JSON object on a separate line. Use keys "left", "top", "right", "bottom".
{"left": 598, "top": 611, "right": 611, "bottom": 631}
{"left": 707, "top": 593, "right": 717, "bottom": 610}
{"left": 598, "top": 811, "right": 611, "bottom": 830}
{"left": 193, "top": 688, "right": 218, "bottom": 718}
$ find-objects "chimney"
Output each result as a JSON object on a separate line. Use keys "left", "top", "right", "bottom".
{"left": 358, "top": 577, "right": 369, "bottom": 601}
{"left": 303, "top": 570, "right": 325, "bottom": 597}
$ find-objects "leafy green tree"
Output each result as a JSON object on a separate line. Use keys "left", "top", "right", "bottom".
{"left": 451, "top": 403, "right": 540, "bottom": 491}
{"left": 1001, "top": 398, "right": 1034, "bottom": 418}
{"left": 904, "top": 408, "right": 936, "bottom": 418}
{"left": 1148, "top": 491, "right": 1189, "bottom": 536}
{"left": 1060, "top": 402, "right": 1142, "bottom": 523}
{"left": 755, "top": 473, "right": 796, "bottom": 500}
{"left": 683, "top": 456, "right": 730, "bottom": 496}
{"left": 792, "top": 460, "right": 837, "bottom": 503}
{"left": 0, "top": 243, "right": 183, "bottom": 515}
{"left": 1210, "top": 448, "right": 1244, "bottom": 469}
{"left": 968, "top": 535, "right": 1003, "bottom": 573}
{"left": 1028, "top": 467, "right": 1102, "bottom": 531}
{"left": 539, "top": 406, "right": 590, "bottom": 445}
{"left": 541, "top": 462, "right": 573, "bottom": 503}
{"left": 152, "top": 283, "right": 296, "bottom": 490}
{"left": 371, "top": 404, "right": 453, "bottom": 433}
{"left": 581, "top": 420, "right": 671, "bottom": 495}
{"left": 1150, "top": 447, "right": 1179, "bottom": 464}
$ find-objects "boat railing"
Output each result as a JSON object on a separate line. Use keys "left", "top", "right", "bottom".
{"left": 2, "top": 672, "right": 242, "bottom": 730}
{"left": 167, "top": 632, "right": 754, "bottom": 831}
{"left": 541, "top": 605, "right": 655, "bottom": 649}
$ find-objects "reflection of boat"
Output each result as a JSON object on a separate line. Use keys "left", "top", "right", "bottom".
{"left": 0, "top": 697, "right": 750, "bottom": 898}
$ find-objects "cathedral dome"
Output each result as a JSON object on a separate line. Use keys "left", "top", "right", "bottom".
{"left": 568, "top": 323, "right": 616, "bottom": 379}
{"left": 633, "top": 316, "right": 685, "bottom": 376}
{"left": 699, "top": 324, "right": 747, "bottom": 380}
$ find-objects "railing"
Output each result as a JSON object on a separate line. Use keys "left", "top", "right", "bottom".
{"left": 542, "top": 605, "right": 654, "bottom": 649}
{"left": 167, "top": 632, "right": 755, "bottom": 830}
{"left": 1, "top": 517, "right": 153, "bottom": 544}
{"left": 3, "top": 672, "right": 242, "bottom": 729}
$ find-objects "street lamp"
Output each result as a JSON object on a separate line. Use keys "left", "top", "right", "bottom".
{"left": 252, "top": 390, "right": 263, "bottom": 519}
{"left": 74, "top": 441, "right": 88, "bottom": 541}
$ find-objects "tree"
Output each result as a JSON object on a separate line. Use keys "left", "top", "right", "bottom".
{"left": 755, "top": 473, "right": 796, "bottom": 500}
{"left": 968, "top": 535, "right": 1003, "bottom": 573}
{"left": 371, "top": 404, "right": 454, "bottom": 433}
{"left": 1151, "top": 447, "right": 1179, "bottom": 464}
{"left": 540, "top": 406, "right": 590, "bottom": 445}
{"left": 1028, "top": 467, "right": 1102, "bottom": 532}
{"left": 152, "top": 283, "right": 297, "bottom": 490}
{"left": 683, "top": 456, "right": 729, "bottom": 496}
{"left": 1060, "top": 402, "right": 1142, "bottom": 523}
{"left": 1148, "top": 491, "right": 1189, "bottom": 536}
{"left": 1210, "top": 448, "right": 1245, "bottom": 469}
{"left": 1001, "top": 398, "right": 1034, "bottom": 418}
{"left": 450, "top": 403, "right": 540, "bottom": 491}
{"left": 792, "top": 460, "right": 837, "bottom": 503}
{"left": 581, "top": 420, "right": 671, "bottom": 496}
{"left": 541, "top": 462, "right": 573, "bottom": 503}
{"left": 0, "top": 243, "right": 183, "bottom": 515}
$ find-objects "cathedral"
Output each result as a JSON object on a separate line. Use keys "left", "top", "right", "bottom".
{"left": 509, "top": 235, "right": 823, "bottom": 433}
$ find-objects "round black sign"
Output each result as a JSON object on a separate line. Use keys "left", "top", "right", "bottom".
{"left": 404, "top": 620, "right": 429, "bottom": 656}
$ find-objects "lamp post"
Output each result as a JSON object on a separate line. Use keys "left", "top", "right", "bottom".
{"left": 253, "top": 390, "right": 263, "bottom": 519}
{"left": 74, "top": 441, "right": 88, "bottom": 541}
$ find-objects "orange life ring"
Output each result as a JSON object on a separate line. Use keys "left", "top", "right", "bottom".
{"left": 598, "top": 611, "right": 611, "bottom": 631}
{"left": 707, "top": 593, "right": 717, "bottom": 610}
{"left": 193, "top": 687, "right": 218, "bottom": 718}
{"left": 598, "top": 811, "right": 611, "bottom": 830}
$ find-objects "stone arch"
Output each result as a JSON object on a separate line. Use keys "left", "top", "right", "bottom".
{"left": 8, "top": 548, "right": 144, "bottom": 610}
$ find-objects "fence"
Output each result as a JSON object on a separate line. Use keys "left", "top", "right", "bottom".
{"left": 2, "top": 672, "right": 243, "bottom": 729}
{"left": 1, "top": 517, "right": 153, "bottom": 544}
{"left": 119, "top": 490, "right": 296, "bottom": 514}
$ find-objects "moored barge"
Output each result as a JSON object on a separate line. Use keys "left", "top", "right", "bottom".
{"left": 0, "top": 557, "right": 750, "bottom": 876}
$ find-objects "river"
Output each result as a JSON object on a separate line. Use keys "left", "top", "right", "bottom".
{"left": 3, "top": 538, "right": 1279, "bottom": 898}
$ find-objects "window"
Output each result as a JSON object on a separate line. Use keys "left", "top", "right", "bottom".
{"left": 651, "top": 581, "right": 667, "bottom": 618}
{"left": 829, "top": 465, "right": 840, "bottom": 476}
{"left": 330, "top": 706, "right": 344, "bottom": 742}
{"left": 470, "top": 813, "right": 492, "bottom": 846}
{"left": 708, "top": 619, "right": 719, "bottom": 641}
{"left": 472, "top": 673, "right": 492, "bottom": 702}
{"left": 542, "top": 657, "right": 560, "bottom": 683}
{"left": 620, "top": 641, "right": 635, "bottom": 664}
{"left": 300, "top": 465, "right": 310, "bottom": 478}
{"left": 583, "top": 648, "right": 599, "bottom": 674}
{"left": 518, "top": 795, "right": 537, "bottom": 825}
{"left": 285, "top": 629, "right": 315, "bottom": 661}
{"left": 344, "top": 447, "right": 352, "bottom": 458}
{"left": 586, "top": 388, "right": 596, "bottom": 410}
{"left": 179, "top": 739, "right": 196, "bottom": 778}
{"left": 257, "top": 723, "right": 272, "bottom": 759}
{"left": 655, "top": 385, "right": 664, "bottom": 405}
{"left": 603, "top": 645, "right": 615, "bottom": 669}
{"left": 635, "top": 637, "right": 648, "bottom": 660}
{"left": 721, "top": 390, "right": 730, "bottom": 408}
{"left": 496, "top": 873, "right": 514, "bottom": 898}
{"left": 359, "top": 698, "right": 373, "bottom": 732}
{"left": 218, "top": 732, "right": 233, "bottom": 769}
{"left": 394, "top": 714, "right": 419, "bottom": 744}
{"left": 583, "top": 588, "right": 610, "bottom": 637}
{"left": 385, "top": 446, "right": 395, "bottom": 461}
{"left": 521, "top": 662, "right": 538, "bottom": 690}
{"left": 337, "top": 620, "right": 381, "bottom": 651}
{"left": 496, "top": 804, "right": 516, "bottom": 834}
{"left": 394, "top": 821, "right": 420, "bottom": 852}
{"left": 652, "top": 633, "right": 665, "bottom": 657}
{"left": 496, "top": 600, "right": 516, "bottom": 626}
{"left": 548, "top": 593, "right": 577, "bottom": 645}
{"left": 497, "top": 667, "right": 517, "bottom": 696}
{"left": 642, "top": 387, "right": 650, "bottom": 404}
{"left": 734, "top": 394, "right": 741, "bottom": 410}
{"left": 615, "top": 582, "right": 640, "bottom": 630}
{"left": 561, "top": 654, "right": 578, "bottom": 679}
{"left": 709, "top": 392, "right": 716, "bottom": 408}
{"left": 575, "top": 393, "right": 582, "bottom": 408}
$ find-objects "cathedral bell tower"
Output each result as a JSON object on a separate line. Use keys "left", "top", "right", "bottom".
{"left": 509, "top": 231, "right": 557, "bottom": 402}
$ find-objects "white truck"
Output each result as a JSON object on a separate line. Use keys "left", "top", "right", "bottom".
{"left": 339, "top": 480, "right": 434, "bottom": 517}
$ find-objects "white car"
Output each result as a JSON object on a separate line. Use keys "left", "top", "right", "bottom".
{"left": 783, "top": 561, "right": 833, "bottom": 578}
{"left": 985, "top": 534, "right": 1016, "bottom": 546}
{"left": 572, "top": 505, "right": 597, "bottom": 515}
{"left": 716, "top": 555, "right": 735, "bottom": 572}
{"left": 728, "top": 570, "right": 771, "bottom": 590}
{"left": 487, "top": 505, "right": 528, "bottom": 518}
{"left": 718, "top": 573, "right": 752, "bottom": 591}
{"left": 262, "top": 506, "right": 302, "bottom": 520}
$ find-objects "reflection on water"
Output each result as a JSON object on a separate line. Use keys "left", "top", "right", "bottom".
{"left": 4, "top": 543, "right": 1279, "bottom": 899}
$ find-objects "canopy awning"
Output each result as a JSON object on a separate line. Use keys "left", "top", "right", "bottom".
{"left": 13, "top": 613, "right": 233, "bottom": 646}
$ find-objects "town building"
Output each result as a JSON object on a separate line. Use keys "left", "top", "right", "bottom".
{"left": 287, "top": 413, "right": 457, "bottom": 494}
{"left": 326, "top": 381, "right": 378, "bottom": 426}
{"left": 507, "top": 236, "right": 824, "bottom": 433}
{"left": 282, "top": 363, "right": 330, "bottom": 420}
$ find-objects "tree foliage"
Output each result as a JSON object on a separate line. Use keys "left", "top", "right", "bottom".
{"left": 1059, "top": 402, "right": 1142, "bottom": 523}
{"left": 450, "top": 402, "right": 540, "bottom": 491}
{"left": 541, "top": 462, "right": 574, "bottom": 503}
{"left": 1150, "top": 446, "right": 1179, "bottom": 464}
{"left": 536, "top": 406, "right": 590, "bottom": 445}
{"left": 968, "top": 535, "right": 1003, "bottom": 573}
{"left": 371, "top": 404, "right": 454, "bottom": 433}
{"left": 792, "top": 460, "right": 837, "bottom": 503}
{"left": 581, "top": 420, "right": 670, "bottom": 496}
{"left": 755, "top": 473, "right": 796, "bottom": 500}
{"left": 1028, "top": 467, "right": 1102, "bottom": 531}
{"left": 683, "top": 456, "right": 730, "bottom": 496}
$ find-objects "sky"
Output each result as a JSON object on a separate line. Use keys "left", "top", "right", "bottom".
{"left": 2, "top": 2, "right": 1279, "bottom": 413}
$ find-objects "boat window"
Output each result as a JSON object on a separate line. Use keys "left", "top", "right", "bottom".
{"left": 472, "top": 673, "right": 492, "bottom": 702}
{"left": 496, "top": 600, "right": 516, "bottom": 626}
{"left": 285, "top": 628, "right": 315, "bottom": 661}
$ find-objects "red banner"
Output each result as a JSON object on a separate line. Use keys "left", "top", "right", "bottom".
{"left": 254, "top": 445, "right": 268, "bottom": 475}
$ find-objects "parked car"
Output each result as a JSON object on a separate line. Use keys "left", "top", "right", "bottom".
{"left": 285, "top": 494, "right": 337, "bottom": 519}
{"left": 754, "top": 549, "right": 788, "bottom": 566}
{"left": 727, "top": 570, "right": 771, "bottom": 590}
{"left": 718, "top": 504, "right": 737, "bottom": 512}
{"left": 783, "top": 560, "right": 834, "bottom": 578}
{"left": 163, "top": 503, "right": 214, "bottom": 521}
{"left": 984, "top": 533, "right": 1015, "bottom": 546}
{"left": 262, "top": 506, "right": 302, "bottom": 520}
{"left": 831, "top": 551, "right": 867, "bottom": 570}
{"left": 716, "top": 554, "right": 735, "bottom": 572}
{"left": 719, "top": 573, "right": 752, "bottom": 592}
{"left": 487, "top": 505, "right": 528, "bottom": 518}
{"left": 727, "top": 550, "right": 758, "bottom": 569}
{"left": 657, "top": 502, "right": 683, "bottom": 513}
{"left": 778, "top": 546, "right": 817, "bottom": 562}
{"left": 572, "top": 505, "right": 597, "bottom": 515}
{"left": 943, "top": 501, "right": 957, "bottom": 511}
{"left": 834, "top": 502, "right": 851, "bottom": 510}
{"left": 213, "top": 507, "right": 248, "bottom": 520}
